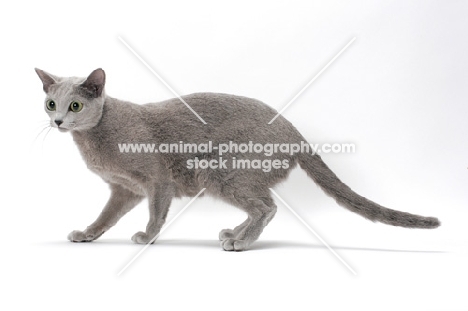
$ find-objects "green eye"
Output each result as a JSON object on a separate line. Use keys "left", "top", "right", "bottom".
{"left": 70, "top": 101, "right": 83, "bottom": 112}
{"left": 46, "top": 100, "right": 56, "bottom": 111}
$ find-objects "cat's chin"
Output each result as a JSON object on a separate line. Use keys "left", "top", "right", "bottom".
{"left": 58, "top": 128, "right": 70, "bottom": 133}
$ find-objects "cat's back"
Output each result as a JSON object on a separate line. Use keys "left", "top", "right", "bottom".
{"left": 141, "top": 92, "right": 301, "bottom": 142}
{"left": 145, "top": 92, "right": 274, "bottom": 121}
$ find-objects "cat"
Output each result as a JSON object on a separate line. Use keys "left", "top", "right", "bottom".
{"left": 35, "top": 68, "right": 440, "bottom": 251}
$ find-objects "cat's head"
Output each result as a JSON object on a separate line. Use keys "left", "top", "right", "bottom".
{"left": 35, "top": 68, "right": 106, "bottom": 132}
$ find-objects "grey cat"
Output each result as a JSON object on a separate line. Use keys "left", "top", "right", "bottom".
{"left": 35, "top": 68, "right": 440, "bottom": 251}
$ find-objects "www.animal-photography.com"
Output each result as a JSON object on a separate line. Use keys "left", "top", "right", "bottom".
{"left": 1, "top": 1, "right": 467, "bottom": 310}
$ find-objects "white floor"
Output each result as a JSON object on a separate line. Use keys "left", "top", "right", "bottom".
{"left": 3, "top": 194, "right": 466, "bottom": 311}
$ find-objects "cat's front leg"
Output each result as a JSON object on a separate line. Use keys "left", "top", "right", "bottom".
{"left": 131, "top": 184, "right": 175, "bottom": 244}
{"left": 68, "top": 183, "right": 144, "bottom": 242}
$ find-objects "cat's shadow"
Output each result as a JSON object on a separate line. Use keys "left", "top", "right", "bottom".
{"left": 45, "top": 239, "right": 444, "bottom": 253}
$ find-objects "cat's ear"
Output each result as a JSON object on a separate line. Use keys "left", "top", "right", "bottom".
{"left": 35, "top": 68, "right": 58, "bottom": 93}
{"left": 79, "top": 68, "right": 106, "bottom": 98}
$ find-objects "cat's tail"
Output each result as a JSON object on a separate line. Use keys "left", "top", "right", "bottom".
{"left": 298, "top": 153, "right": 440, "bottom": 228}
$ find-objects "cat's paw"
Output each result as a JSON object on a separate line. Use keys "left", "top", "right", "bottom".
{"left": 67, "top": 230, "right": 93, "bottom": 242}
{"left": 219, "top": 229, "right": 235, "bottom": 241}
{"left": 131, "top": 231, "right": 155, "bottom": 244}
{"left": 221, "top": 238, "right": 248, "bottom": 251}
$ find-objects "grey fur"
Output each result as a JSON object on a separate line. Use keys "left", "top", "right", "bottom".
{"left": 35, "top": 68, "right": 440, "bottom": 251}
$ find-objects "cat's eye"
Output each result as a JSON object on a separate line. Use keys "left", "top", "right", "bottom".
{"left": 70, "top": 101, "right": 83, "bottom": 112}
{"left": 46, "top": 100, "right": 56, "bottom": 111}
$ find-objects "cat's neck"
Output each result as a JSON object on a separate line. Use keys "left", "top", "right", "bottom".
{"left": 71, "top": 96, "right": 116, "bottom": 142}
{"left": 70, "top": 95, "right": 142, "bottom": 143}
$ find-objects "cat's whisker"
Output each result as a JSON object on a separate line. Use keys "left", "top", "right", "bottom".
{"left": 31, "top": 125, "right": 51, "bottom": 148}
{"left": 41, "top": 127, "right": 54, "bottom": 150}
{"left": 33, "top": 120, "right": 51, "bottom": 130}
{"left": 37, "top": 119, "right": 50, "bottom": 123}
{"left": 29, "top": 124, "right": 54, "bottom": 156}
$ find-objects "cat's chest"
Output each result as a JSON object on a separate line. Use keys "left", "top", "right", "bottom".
{"left": 75, "top": 138, "right": 107, "bottom": 169}
{"left": 73, "top": 134, "right": 150, "bottom": 195}
{"left": 74, "top": 136, "right": 122, "bottom": 178}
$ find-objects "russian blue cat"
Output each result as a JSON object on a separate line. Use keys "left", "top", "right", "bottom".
{"left": 35, "top": 68, "right": 440, "bottom": 251}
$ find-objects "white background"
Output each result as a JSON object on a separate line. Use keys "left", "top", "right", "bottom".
{"left": 1, "top": 1, "right": 467, "bottom": 310}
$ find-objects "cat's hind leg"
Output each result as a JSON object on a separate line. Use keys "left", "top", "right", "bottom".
{"left": 68, "top": 183, "right": 144, "bottom": 242}
{"left": 219, "top": 218, "right": 249, "bottom": 241}
{"left": 220, "top": 192, "right": 277, "bottom": 251}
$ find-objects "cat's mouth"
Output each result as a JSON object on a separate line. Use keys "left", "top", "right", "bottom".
{"left": 58, "top": 127, "right": 70, "bottom": 133}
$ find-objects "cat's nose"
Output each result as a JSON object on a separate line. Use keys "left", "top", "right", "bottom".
{"left": 55, "top": 119, "right": 63, "bottom": 126}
